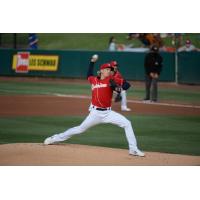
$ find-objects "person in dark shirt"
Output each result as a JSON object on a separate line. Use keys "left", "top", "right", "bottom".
{"left": 144, "top": 45, "right": 163, "bottom": 102}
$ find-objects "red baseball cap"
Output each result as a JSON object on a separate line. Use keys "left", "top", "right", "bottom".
{"left": 100, "top": 63, "right": 112, "bottom": 70}
{"left": 110, "top": 61, "right": 118, "bottom": 67}
{"left": 186, "top": 39, "right": 191, "bottom": 44}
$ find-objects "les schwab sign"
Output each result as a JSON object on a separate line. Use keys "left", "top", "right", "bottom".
{"left": 12, "top": 53, "right": 59, "bottom": 72}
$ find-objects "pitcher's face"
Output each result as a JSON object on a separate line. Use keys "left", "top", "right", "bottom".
{"left": 101, "top": 68, "right": 111, "bottom": 78}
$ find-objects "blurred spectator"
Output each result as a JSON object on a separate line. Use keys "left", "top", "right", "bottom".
{"left": 108, "top": 36, "right": 127, "bottom": 51}
{"left": 138, "top": 34, "right": 151, "bottom": 46}
{"left": 178, "top": 39, "right": 200, "bottom": 52}
{"left": 144, "top": 45, "right": 163, "bottom": 102}
{"left": 153, "top": 34, "right": 163, "bottom": 48}
{"left": 137, "top": 34, "right": 163, "bottom": 48}
{"left": 29, "top": 33, "right": 38, "bottom": 49}
{"left": 108, "top": 36, "right": 116, "bottom": 51}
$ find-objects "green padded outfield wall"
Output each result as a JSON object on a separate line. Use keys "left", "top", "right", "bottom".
{"left": 0, "top": 49, "right": 175, "bottom": 81}
{"left": 178, "top": 52, "right": 200, "bottom": 84}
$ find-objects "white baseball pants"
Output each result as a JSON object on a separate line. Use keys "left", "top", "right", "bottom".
{"left": 53, "top": 108, "right": 138, "bottom": 151}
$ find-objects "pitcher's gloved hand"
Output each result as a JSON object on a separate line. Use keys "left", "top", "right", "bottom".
{"left": 115, "top": 93, "right": 122, "bottom": 102}
{"left": 122, "top": 80, "right": 131, "bottom": 90}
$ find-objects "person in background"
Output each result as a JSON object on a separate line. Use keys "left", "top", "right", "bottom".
{"left": 138, "top": 34, "right": 151, "bottom": 47}
{"left": 29, "top": 33, "right": 38, "bottom": 49}
{"left": 110, "top": 61, "right": 131, "bottom": 111}
{"left": 108, "top": 36, "right": 117, "bottom": 51}
{"left": 144, "top": 45, "right": 163, "bottom": 102}
{"left": 178, "top": 39, "right": 200, "bottom": 52}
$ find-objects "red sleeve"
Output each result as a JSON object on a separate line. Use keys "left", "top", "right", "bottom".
{"left": 114, "top": 71, "right": 123, "bottom": 79}
{"left": 113, "top": 76, "right": 124, "bottom": 86}
{"left": 88, "top": 76, "right": 96, "bottom": 84}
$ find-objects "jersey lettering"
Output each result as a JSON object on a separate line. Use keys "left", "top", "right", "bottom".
{"left": 91, "top": 83, "right": 108, "bottom": 90}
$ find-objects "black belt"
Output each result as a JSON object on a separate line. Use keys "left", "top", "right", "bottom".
{"left": 93, "top": 106, "right": 111, "bottom": 111}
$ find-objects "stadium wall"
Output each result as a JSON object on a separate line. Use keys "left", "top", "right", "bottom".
{"left": 178, "top": 52, "right": 200, "bottom": 84}
{"left": 0, "top": 49, "right": 199, "bottom": 83}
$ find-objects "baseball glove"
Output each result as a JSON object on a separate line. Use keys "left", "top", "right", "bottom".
{"left": 109, "top": 79, "right": 122, "bottom": 93}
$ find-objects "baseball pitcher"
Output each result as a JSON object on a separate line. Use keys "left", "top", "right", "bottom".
{"left": 44, "top": 55, "right": 145, "bottom": 157}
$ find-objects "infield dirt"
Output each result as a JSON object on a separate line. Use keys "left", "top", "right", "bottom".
{"left": 0, "top": 143, "right": 199, "bottom": 166}
{"left": 1, "top": 95, "right": 200, "bottom": 117}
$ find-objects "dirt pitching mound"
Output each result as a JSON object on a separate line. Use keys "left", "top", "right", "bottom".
{"left": 0, "top": 143, "right": 199, "bottom": 166}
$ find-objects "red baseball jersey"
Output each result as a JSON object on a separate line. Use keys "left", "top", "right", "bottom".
{"left": 114, "top": 70, "right": 123, "bottom": 79}
{"left": 88, "top": 75, "right": 124, "bottom": 108}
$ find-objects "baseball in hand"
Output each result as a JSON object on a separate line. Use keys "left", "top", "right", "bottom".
{"left": 91, "top": 54, "right": 99, "bottom": 62}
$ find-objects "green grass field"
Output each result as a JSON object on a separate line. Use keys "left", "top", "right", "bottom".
{"left": 0, "top": 80, "right": 200, "bottom": 156}
{"left": 0, "top": 115, "right": 200, "bottom": 156}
